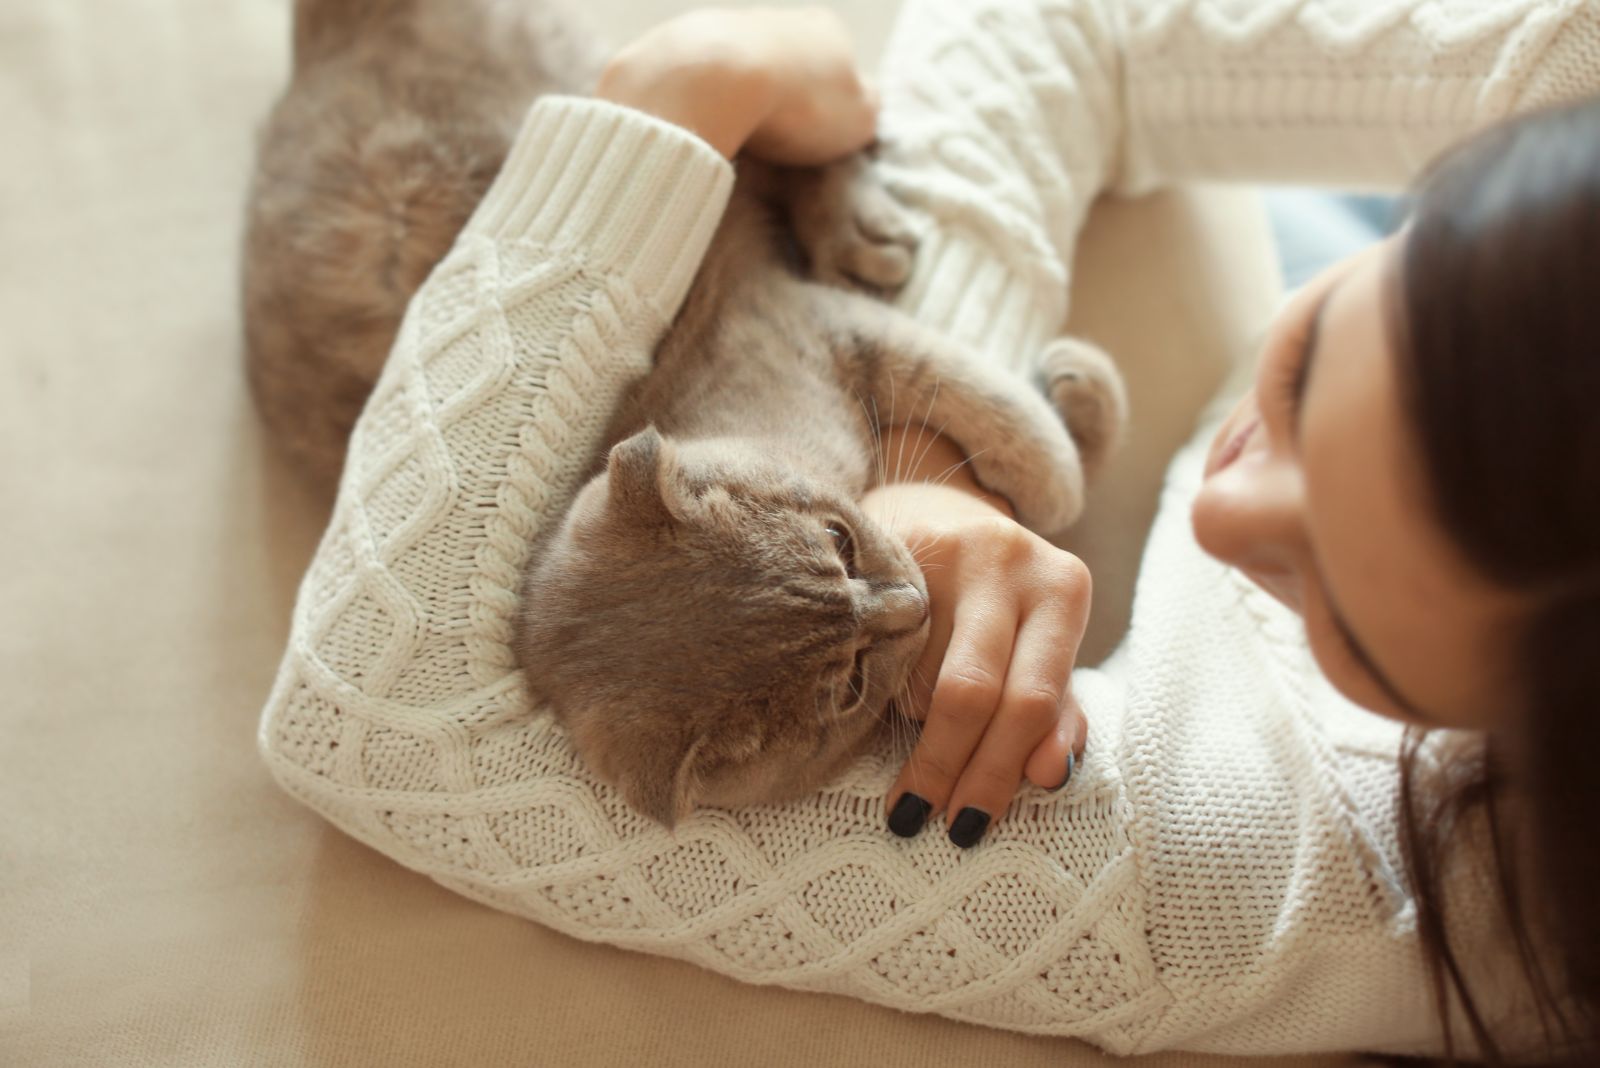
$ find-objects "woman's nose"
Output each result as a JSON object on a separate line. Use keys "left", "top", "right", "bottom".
{"left": 1190, "top": 450, "right": 1310, "bottom": 578}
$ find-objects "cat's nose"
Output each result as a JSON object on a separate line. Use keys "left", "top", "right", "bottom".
{"left": 872, "top": 582, "right": 928, "bottom": 637}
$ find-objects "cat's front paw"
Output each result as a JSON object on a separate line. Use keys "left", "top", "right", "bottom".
{"left": 1038, "top": 337, "right": 1128, "bottom": 480}
{"left": 788, "top": 154, "right": 919, "bottom": 294}
{"left": 977, "top": 431, "right": 1086, "bottom": 537}
{"left": 938, "top": 384, "right": 1088, "bottom": 538}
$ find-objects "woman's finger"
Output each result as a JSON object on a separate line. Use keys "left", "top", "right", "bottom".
{"left": 1014, "top": 552, "right": 1093, "bottom": 791}
{"left": 885, "top": 602, "right": 1015, "bottom": 838}
{"left": 1023, "top": 691, "right": 1088, "bottom": 792}
{"left": 941, "top": 606, "right": 1081, "bottom": 846}
{"left": 899, "top": 584, "right": 954, "bottom": 720}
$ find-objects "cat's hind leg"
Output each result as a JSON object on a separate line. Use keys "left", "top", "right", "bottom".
{"left": 1036, "top": 337, "right": 1128, "bottom": 481}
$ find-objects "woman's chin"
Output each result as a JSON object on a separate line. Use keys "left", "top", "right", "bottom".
{"left": 1239, "top": 567, "right": 1302, "bottom": 614}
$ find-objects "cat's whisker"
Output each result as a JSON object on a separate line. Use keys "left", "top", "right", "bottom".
{"left": 904, "top": 412, "right": 954, "bottom": 481}
{"left": 900, "top": 378, "right": 943, "bottom": 482}
{"left": 875, "top": 399, "right": 893, "bottom": 492}
{"left": 852, "top": 386, "right": 888, "bottom": 490}
{"left": 883, "top": 673, "right": 908, "bottom": 749}
{"left": 887, "top": 375, "right": 907, "bottom": 484}
{"left": 884, "top": 382, "right": 919, "bottom": 489}
{"left": 928, "top": 446, "right": 991, "bottom": 493}
{"left": 893, "top": 378, "right": 935, "bottom": 486}
{"left": 884, "top": 498, "right": 905, "bottom": 538}
{"left": 890, "top": 689, "right": 911, "bottom": 752}
{"left": 894, "top": 691, "right": 926, "bottom": 760}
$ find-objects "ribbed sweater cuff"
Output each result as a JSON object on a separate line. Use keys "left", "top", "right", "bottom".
{"left": 895, "top": 224, "right": 1065, "bottom": 375}
{"left": 468, "top": 95, "right": 736, "bottom": 319}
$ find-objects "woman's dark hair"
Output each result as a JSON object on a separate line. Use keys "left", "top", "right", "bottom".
{"left": 1389, "top": 94, "right": 1600, "bottom": 1065}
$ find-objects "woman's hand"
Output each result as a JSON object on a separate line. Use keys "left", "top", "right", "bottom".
{"left": 595, "top": 6, "right": 877, "bottom": 163}
{"left": 863, "top": 428, "right": 1091, "bottom": 848}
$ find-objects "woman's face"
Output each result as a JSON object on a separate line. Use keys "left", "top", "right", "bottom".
{"left": 1190, "top": 237, "right": 1521, "bottom": 731}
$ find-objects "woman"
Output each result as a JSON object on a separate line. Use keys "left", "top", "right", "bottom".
{"left": 259, "top": 0, "right": 1600, "bottom": 1060}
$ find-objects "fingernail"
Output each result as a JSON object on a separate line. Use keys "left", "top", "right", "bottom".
{"left": 888, "top": 792, "right": 932, "bottom": 838}
{"left": 1051, "top": 751, "right": 1077, "bottom": 792}
{"left": 948, "top": 807, "right": 990, "bottom": 849}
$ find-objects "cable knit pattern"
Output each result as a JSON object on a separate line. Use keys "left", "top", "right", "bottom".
{"left": 258, "top": 1, "right": 1600, "bottom": 1056}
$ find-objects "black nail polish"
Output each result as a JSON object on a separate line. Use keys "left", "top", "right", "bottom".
{"left": 948, "top": 806, "right": 990, "bottom": 848}
{"left": 1051, "top": 751, "right": 1077, "bottom": 792}
{"left": 888, "top": 792, "right": 932, "bottom": 837}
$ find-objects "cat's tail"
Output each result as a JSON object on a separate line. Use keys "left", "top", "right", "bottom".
{"left": 291, "top": 0, "right": 415, "bottom": 70}
{"left": 290, "top": 0, "right": 607, "bottom": 86}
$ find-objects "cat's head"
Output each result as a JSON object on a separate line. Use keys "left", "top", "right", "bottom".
{"left": 516, "top": 426, "right": 928, "bottom": 828}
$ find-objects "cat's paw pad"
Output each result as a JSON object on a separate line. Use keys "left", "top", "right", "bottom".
{"left": 1038, "top": 337, "right": 1128, "bottom": 479}
{"left": 792, "top": 155, "right": 919, "bottom": 294}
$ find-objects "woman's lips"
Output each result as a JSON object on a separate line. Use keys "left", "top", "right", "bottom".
{"left": 1207, "top": 416, "right": 1260, "bottom": 478}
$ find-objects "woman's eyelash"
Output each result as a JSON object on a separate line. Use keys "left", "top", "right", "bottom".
{"left": 1287, "top": 336, "right": 1314, "bottom": 423}
{"left": 1279, "top": 289, "right": 1332, "bottom": 429}
{"left": 1271, "top": 325, "right": 1313, "bottom": 422}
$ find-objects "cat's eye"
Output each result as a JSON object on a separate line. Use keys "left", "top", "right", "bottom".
{"left": 825, "top": 522, "right": 857, "bottom": 578}
{"left": 845, "top": 647, "right": 869, "bottom": 706}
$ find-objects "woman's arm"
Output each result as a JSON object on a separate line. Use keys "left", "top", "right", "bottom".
{"left": 266, "top": 12, "right": 875, "bottom": 769}
{"left": 593, "top": 7, "right": 875, "bottom": 163}
{"left": 856, "top": 0, "right": 1600, "bottom": 843}
{"left": 875, "top": 0, "right": 1600, "bottom": 372}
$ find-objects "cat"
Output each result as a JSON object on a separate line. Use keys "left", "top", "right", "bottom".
{"left": 512, "top": 157, "right": 1128, "bottom": 827}
{"left": 241, "top": 0, "right": 1128, "bottom": 828}
{"left": 242, "top": 0, "right": 607, "bottom": 489}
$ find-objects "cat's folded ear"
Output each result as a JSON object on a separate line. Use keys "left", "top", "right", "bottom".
{"left": 605, "top": 426, "right": 677, "bottom": 525}
{"left": 622, "top": 732, "right": 707, "bottom": 830}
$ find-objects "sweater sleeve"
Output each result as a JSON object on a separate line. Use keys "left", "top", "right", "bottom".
{"left": 465, "top": 97, "right": 733, "bottom": 316}
{"left": 875, "top": 0, "right": 1600, "bottom": 371}
{"left": 259, "top": 94, "right": 732, "bottom": 827}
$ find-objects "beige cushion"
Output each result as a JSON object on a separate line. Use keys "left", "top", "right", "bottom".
{"left": 2, "top": 0, "right": 1351, "bottom": 1064}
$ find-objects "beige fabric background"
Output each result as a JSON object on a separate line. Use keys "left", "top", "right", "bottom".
{"left": 2, "top": 0, "right": 1356, "bottom": 1064}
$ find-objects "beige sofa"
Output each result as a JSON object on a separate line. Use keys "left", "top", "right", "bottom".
{"left": 2, "top": 0, "right": 1356, "bottom": 1064}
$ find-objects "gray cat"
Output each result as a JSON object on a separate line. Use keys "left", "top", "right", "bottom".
{"left": 243, "top": 0, "right": 606, "bottom": 489}
{"left": 241, "top": 0, "right": 1127, "bottom": 829}
{"left": 513, "top": 157, "right": 1126, "bottom": 827}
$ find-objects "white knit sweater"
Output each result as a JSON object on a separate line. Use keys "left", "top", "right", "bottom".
{"left": 257, "top": 0, "right": 1600, "bottom": 1056}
